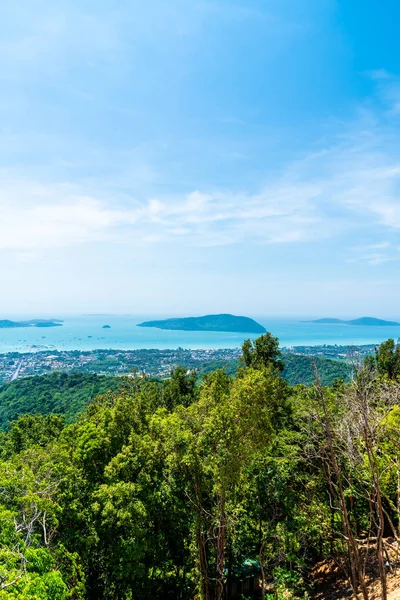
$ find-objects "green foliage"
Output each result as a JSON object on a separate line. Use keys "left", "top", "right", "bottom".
{"left": 0, "top": 443, "right": 85, "bottom": 599}
{"left": 0, "top": 372, "right": 121, "bottom": 430}
{"left": 0, "top": 356, "right": 351, "bottom": 434}
{"left": 2, "top": 413, "right": 65, "bottom": 456}
{"left": 161, "top": 366, "right": 198, "bottom": 410}
{"left": 0, "top": 337, "right": 399, "bottom": 599}
{"left": 241, "top": 332, "right": 284, "bottom": 371}
{"left": 282, "top": 353, "right": 350, "bottom": 386}
{"left": 267, "top": 567, "right": 307, "bottom": 600}
{"left": 198, "top": 354, "right": 351, "bottom": 387}
{"left": 365, "top": 338, "right": 400, "bottom": 379}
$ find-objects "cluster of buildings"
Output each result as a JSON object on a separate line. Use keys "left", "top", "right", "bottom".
{"left": 0, "top": 345, "right": 370, "bottom": 387}
{"left": 0, "top": 347, "right": 242, "bottom": 385}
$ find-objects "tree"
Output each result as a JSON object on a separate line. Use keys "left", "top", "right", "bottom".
{"left": 0, "top": 426, "right": 84, "bottom": 600}
{"left": 4, "top": 334, "right": 400, "bottom": 599}
{"left": 158, "top": 365, "right": 288, "bottom": 600}
{"left": 304, "top": 380, "right": 370, "bottom": 600}
{"left": 240, "top": 333, "right": 284, "bottom": 371}
{"left": 365, "top": 338, "right": 400, "bottom": 380}
{"left": 162, "top": 366, "right": 198, "bottom": 411}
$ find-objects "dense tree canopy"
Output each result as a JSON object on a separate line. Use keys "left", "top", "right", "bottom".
{"left": 0, "top": 354, "right": 349, "bottom": 431}
{"left": 0, "top": 335, "right": 399, "bottom": 599}
{"left": 0, "top": 373, "right": 122, "bottom": 430}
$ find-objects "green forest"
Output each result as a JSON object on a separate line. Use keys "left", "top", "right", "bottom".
{"left": 196, "top": 352, "right": 350, "bottom": 386}
{"left": 0, "top": 373, "right": 121, "bottom": 430}
{"left": 0, "top": 353, "right": 349, "bottom": 430}
{"left": 0, "top": 334, "right": 400, "bottom": 599}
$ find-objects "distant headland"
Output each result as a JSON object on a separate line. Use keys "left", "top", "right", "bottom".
{"left": 0, "top": 319, "right": 64, "bottom": 329}
{"left": 305, "top": 317, "right": 400, "bottom": 327}
{"left": 137, "top": 314, "right": 266, "bottom": 334}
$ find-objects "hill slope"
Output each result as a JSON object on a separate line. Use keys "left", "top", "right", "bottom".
{"left": 0, "top": 354, "right": 349, "bottom": 430}
{"left": 282, "top": 354, "right": 350, "bottom": 385}
{"left": 196, "top": 354, "right": 350, "bottom": 386}
{"left": 0, "top": 372, "right": 121, "bottom": 430}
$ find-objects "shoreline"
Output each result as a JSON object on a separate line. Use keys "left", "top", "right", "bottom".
{"left": 0, "top": 342, "right": 379, "bottom": 356}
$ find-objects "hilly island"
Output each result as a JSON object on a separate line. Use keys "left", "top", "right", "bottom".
{"left": 0, "top": 319, "right": 63, "bottom": 328}
{"left": 307, "top": 316, "right": 400, "bottom": 326}
{"left": 138, "top": 313, "right": 266, "bottom": 333}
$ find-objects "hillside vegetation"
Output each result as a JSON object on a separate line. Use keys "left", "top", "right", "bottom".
{"left": 197, "top": 353, "right": 350, "bottom": 385}
{"left": 0, "top": 354, "right": 349, "bottom": 430}
{"left": 281, "top": 353, "right": 350, "bottom": 385}
{"left": 0, "top": 372, "right": 121, "bottom": 430}
{"left": 0, "top": 335, "right": 399, "bottom": 599}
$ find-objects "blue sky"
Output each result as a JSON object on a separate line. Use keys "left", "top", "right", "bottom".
{"left": 1, "top": 0, "right": 400, "bottom": 317}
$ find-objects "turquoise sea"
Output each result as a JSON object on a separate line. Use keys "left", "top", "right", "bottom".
{"left": 0, "top": 316, "right": 400, "bottom": 353}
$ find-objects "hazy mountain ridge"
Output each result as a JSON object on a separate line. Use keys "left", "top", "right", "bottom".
{"left": 306, "top": 316, "right": 400, "bottom": 326}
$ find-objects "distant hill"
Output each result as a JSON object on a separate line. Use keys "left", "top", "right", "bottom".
{"left": 349, "top": 317, "right": 400, "bottom": 326}
{"left": 137, "top": 314, "right": 266, "bottom": 334}
{"left": 197, "top": 354, "right": 350, "bottom": 386}
{"left": 0, "top": 319, "right": 63, "bottom": 328}
{"left": 309, "top": 318, "right": 345, "bottom": 324}
{"left": 306, "top": 316, "right": 400, "bottom": 327}
{"left": 0, "top": 372, "right": 121, "bottom": 430}
{"left": 0, "top": 354, "right": 350, "bottom": 429}
{"left": 281, "top": 354, "right": 351, "bottom": 385}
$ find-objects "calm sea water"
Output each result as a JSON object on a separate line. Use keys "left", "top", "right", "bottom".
{"left": 0, "top": 316, "right": 400, "bottom": 353}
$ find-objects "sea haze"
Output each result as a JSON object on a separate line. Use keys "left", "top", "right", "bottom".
{"left": 0, "top": 315, "right": 399, "bottom": 353}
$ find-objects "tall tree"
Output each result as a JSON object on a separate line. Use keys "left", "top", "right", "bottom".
{"left": 240, "top": 333, "right": 284, "bottom": 371}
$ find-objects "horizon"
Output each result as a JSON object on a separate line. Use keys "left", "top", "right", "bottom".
{"left": 3, "top": 312, "right": 400, "bottom": 321}
{"left": 2, "top": 1, "right": 400, "bottom": 315}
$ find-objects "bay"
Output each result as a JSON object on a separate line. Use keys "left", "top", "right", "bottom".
{"left": 0, "top": 315, "right": 400, "bottom": 353}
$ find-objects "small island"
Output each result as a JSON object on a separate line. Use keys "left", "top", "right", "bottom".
{"left": 102, "top": 325, "right": 111, "bottom": 329}
{"left": 0, "top": 319, "right": 63, "bottom": 329}
{"left": 306, "top": 316, "right": 400, "bottom": 327}
{"left": 137, "top": 313, "right": 266, "bottom": 334}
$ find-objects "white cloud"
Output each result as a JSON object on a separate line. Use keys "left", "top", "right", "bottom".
{"left": 2, "top": 74, "right": 400, "bottom": 255}
{"left": 0, "top": 174, "right": 323, "bottom": 251}
{"left": 347, "top": 242, "right": 400, "bottom": 267}
{"left": 0, "top": 181, "right": 135, "bottom": 250}
{"left": 0, "top": 137, "right": 398, "bottom": 253}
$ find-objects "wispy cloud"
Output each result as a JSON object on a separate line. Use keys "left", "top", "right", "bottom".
{"left": 2, "top": 76, "right": 400, "bottom": 254}
{"left": 347, "top": 242, "right": 400, "bottom": 266}
{"left": 1, "top": 3, "right": 400, "bottom": 262}
{"left": 0, "top": 5, "right": 123, "bottom": 83}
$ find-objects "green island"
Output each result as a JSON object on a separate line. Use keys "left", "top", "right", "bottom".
{"left": 0, "top": 319, "right": 63, "bottom": 328}
{"left": 138, "top": 313, "right": 266, "bottom": 333}
{"left": 0, "top": 333, "right": 399, "bottom": 599}
{"left": 307, "top": 316, "right": 400, "bottom": 326}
